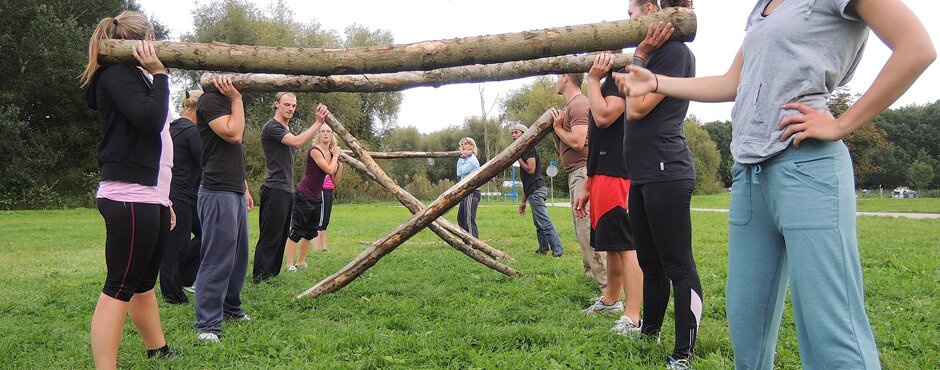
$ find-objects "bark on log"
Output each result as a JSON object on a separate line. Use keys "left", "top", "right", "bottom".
{"left": 328, "top": 113, "right": 512, "bottom": 261}
{"left": 342, "top": 150, "right": 462, "bottom": 159}
{"left": 341, "top": 152, "right": 519, "bottom": 277}
{"left": 200, "top": 53, "right": 633, "bottom": 93}
{"left": 298, "top": 109, "right": 556, "bottom": 299}
{"left": 100, "top": 8, "right": 694, "bottom": 75}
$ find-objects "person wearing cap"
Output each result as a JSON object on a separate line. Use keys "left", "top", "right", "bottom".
{"left": 512, "top": 124, "right": 564, "bottom": 258}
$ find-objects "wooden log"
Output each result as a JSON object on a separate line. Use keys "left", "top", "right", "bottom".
{"left": 342, "top": 150, "right": 462, "bottom": 159}
{"left": 341, "top": 152, "right": 519, "bottom": 277}
{"left": 200, "top": 53, "right": 634, "bottom": 93}
{"left": 329, "top": 115, "right": 513, "bottom": 262}
{"left": 298, "top": 109, "right": 556, "bottom": 299}
{"left": 99, "top": 8, "right": 695, "bottom": 75}
{"left": 339, "top": 152, "right": 513, "bottom": 262}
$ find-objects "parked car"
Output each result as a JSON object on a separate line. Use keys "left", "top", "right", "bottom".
{"left": 892, "top": 187, "right": 918, "bottom": 199}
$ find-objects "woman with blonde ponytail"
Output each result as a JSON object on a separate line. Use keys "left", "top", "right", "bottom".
{"left": 284, "top": 104, "right": 339, "bottom": 271}
{"left": 311, "top": 127, "right": 341, "bottom": 253}
{"left": 82, "top": 10, "right": 178, "bottom": 369}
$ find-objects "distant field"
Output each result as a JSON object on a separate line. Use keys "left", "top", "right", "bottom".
{"left": 692, "top": 192, "right": 940, "bottom": 214}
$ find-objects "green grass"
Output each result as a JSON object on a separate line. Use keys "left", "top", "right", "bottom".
{"left": 692, "top": 192, "right": 940, "bottom": 214}
{"left": 0, "top": 201, "right": 937, "bottom": 369}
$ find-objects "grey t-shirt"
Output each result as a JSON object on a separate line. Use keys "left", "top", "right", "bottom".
{"left": 731, "top": 0, "right": 868, "bottom": 163}
{"left": 260, "top": 119, "right": 295, "bottom": 192}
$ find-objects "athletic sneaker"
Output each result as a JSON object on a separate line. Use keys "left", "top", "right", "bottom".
{"left": 287, "top": 265, "right": 297, "bottom": 272}
{"left": 581, "top": 298, "right": 624, "bottom": 314}
{"left": 665, "top": 356, "right": 691, "bottom": 370}
{"left": 612, "top": 316, "right": 641, "bottom": 336}
{"left": 552, "top": 253, "right": 563, "bottom": 258}
{"left": 197, "top": 332, "right": 220, "bottom": 343}
{"left": 183, "top": 286, "right": 196, "bottom": 294}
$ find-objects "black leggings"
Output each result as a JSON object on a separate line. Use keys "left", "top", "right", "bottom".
{"left": 160, "top": 197, "right": 200, "bottom": 303}
{"left": 97, "top": 198, "right": 169, "bottom": 302}
{"left": 629, "top": 179, "right": 702, "bottom": 359}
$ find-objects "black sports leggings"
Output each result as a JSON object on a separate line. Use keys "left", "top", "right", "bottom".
{"left": 629, "top": 179, "right": 702, "bottom": 359}
{"left": 97, "top": 198, "right": 169, "bottom": 302}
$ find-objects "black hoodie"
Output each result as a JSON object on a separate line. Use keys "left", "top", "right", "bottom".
{"left": 85, "top": 64, "right": 169, "bottom": 186}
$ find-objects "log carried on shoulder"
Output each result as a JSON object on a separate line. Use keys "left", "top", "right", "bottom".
{"left": 342, "top": 150, "right": 462, "bottom": 159}
{"left": 99, "top": 8, "right": 694, "bottom": 76}
{"left": 200, "top": 53, "right": 634, "bottom": 93}
{"left": 298, "top": 109, "right": 556, "bottom": 299}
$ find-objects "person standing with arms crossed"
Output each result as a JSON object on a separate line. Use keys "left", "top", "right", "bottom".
{"left": 456, "top": 137, "right": 482, "bottom": 238}
{"left": 615, "top": 0, "right": 934, "bottom": 368}
{"left": 252, "top": 93, "right": 322, "bottom": 283}
{"left": 193, "top": 75, "right": 255, "bottom": 343}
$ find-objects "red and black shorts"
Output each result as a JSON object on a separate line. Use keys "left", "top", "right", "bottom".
{"left": 589, "top": 175, "right": 635, "bottom": 251}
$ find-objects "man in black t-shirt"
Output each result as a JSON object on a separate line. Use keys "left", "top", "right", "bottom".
{"left": 252, "top": 92, "right": 322, "bottom": 283}
{"left": 512, "top": 124, "right": 564, "bottom": 257}
{"left": 193, "top": 75, "right": 253, "bottom": 343}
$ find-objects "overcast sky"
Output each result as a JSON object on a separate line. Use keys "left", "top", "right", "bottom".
{"left": 139, "top": 0, "right": 940, "bottom": 133}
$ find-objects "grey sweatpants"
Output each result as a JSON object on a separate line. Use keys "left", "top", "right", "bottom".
{"left": 195, "top": 187, "right": 249, "bottom": 334}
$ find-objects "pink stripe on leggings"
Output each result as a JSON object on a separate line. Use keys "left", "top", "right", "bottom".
{"left": 114, "top": 203, "right": 136, "bottom": 298}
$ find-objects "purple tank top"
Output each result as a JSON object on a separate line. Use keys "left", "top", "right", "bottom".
{"left": 297, "top": 146, "right": 329, "bottom": 200}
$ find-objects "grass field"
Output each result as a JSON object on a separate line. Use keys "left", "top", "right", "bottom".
{"left": 692, "top": 192, "right": 940, "bottom": 214}
{"left": 0, "top": 200, "right": 937, "bottom": 369}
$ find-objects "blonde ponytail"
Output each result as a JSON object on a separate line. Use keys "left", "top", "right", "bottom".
{"left": 80, "top": 11, "right": 154, "bottom": 88}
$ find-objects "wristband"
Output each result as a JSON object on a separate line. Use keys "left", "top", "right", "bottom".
{"left": 632, "top": 55, "right": 647, "bottom": 68}
{"left": 653, "top": 74, "right": 660, "bottom": 93}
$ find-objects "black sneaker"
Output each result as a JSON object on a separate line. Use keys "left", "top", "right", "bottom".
{"left": 147, "top": 345, "right": 180, "bottom": 359}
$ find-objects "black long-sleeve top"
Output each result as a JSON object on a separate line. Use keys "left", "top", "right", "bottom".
{"left": 85, "top": 64, "right": 169, "bottom": 186}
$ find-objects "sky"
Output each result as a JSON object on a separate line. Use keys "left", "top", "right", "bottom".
{"left": 138, "top": 0, "right": 940, "bottom": 133}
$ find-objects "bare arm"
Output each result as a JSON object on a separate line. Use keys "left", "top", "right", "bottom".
{"left": 586, "top": 53, "right": 626, "bottom": 128}
{"left": 281, "top": 104, "right": 328, "bottom": 148}
{"left": 613, "top": 48, "right": 743, "bottom": 103}
{"left": 627, "top": 93, "right": 667, "bottom": 121}
{"left": 311, "top": 147, "right": 340, "bottom": 176}
{"left": 777, "top": 0, "right": 935, "bottom": 147}
{"left": 551, "top": 107, "right": 587, "bottom": 150}
{"left": 518, "top": 157, "right": 537, "bottom": 175}
{"left": 828, "top": 0, "right": 935, "bottom": 136}
{"left": 207, "top": 76, "right": 245, "bottom": 143}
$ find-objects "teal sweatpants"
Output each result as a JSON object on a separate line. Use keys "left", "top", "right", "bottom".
{"left": 726, "top": 140, "right": 880, "bottom": 370}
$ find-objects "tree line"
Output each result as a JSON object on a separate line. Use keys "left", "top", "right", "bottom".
{"left": 2, "top": 0, "right": 937, "bottom": 209}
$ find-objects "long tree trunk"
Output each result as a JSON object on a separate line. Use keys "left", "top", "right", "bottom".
{"left": 327, "top": 114, "right": 513, "bottom": 261}
{"left": 340, "top": 152, "right": 519, "bottom": 276}
{"left": 342, "top": 150, "right": 463, "bottom": 159}
{"left": 100, "top": 8, "right": 694, "bottom": 75}
{"left": 298, "top": 109, "right": 556, "bottom": 299}
{"left": 200, "top": 53, "right": 634, "bottom": 93}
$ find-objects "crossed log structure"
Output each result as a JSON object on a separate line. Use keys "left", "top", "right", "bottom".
{"left": 95, "top": 8, "right": 697, "bottom": 298}
{"left": 298, "top": 110, "right": 555, "bottom": 299}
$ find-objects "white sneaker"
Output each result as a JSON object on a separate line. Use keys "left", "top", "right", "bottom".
{"left": 581, "top": 298, "right": 624, "bottom": 314}
{"left": 287, "top": 265, "right": 297, "bottom": 272}
{"left": 183, "top": 286, "right": 196, "bottom": 294}
{"left": 612, "top": 316, "right": 641, "bottom": 336}
{"left": 197, "top": 332, "right": 220, "bottom": 343}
